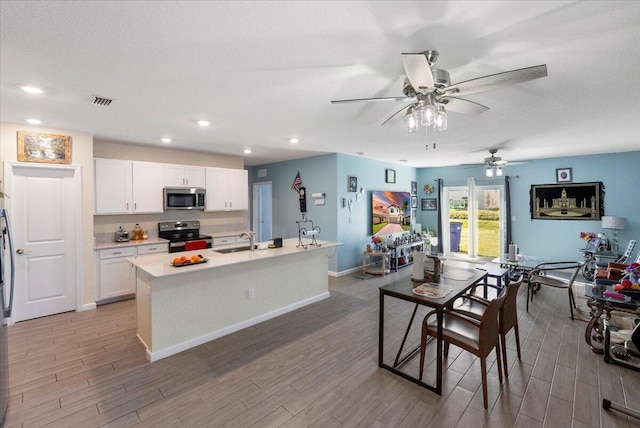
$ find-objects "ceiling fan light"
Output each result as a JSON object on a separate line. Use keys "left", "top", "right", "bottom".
{"left": 435, "top": 106, "right": 447, "bottom": 131}
{"left": 485, "top": 166, "right": 494, "bottom": 177}
{"left": 420, "top": 103, "right": 436, "bottom": 127}
{"left": 496, "top": 166, "right": 503, "bottom": 176}
{"left": 404, "top": 107, "right": 417, "bottom": 133}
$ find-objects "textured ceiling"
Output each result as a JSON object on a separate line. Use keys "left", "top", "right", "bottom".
{"left": 1, "top": 1, "right": 639, "bottom": 167}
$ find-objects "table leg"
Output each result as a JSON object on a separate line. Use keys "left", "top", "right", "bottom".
{"left": 393, "top": 304, "right": 419, "bottom": 367}
{"left": 436, "top": 309, "right": 443, "bottom": 395}
{"left": 378, "top": 290, "right": 384, "bottom": 367}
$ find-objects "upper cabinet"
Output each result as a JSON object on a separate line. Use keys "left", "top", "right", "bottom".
{"left": 95, "top": 159, "right": 163, "bottom": 215}
{"left": 95, "top": 158, "right": 132, "bottom": 214}
{"left": 163, "top": 164, "right": 206, "bottom": 188}
{"left": 205, "top": 167, "right": 248, "bottom": 211}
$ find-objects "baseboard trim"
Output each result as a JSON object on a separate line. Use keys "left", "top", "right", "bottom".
{"left": 79, "top": 302, "right": 97, "bottom": 312}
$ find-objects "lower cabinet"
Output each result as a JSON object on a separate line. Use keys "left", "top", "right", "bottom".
{"left": 96, "top": 243, "right": 167, "bottom": 303}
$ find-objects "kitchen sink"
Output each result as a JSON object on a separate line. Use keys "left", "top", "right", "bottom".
{"left": 213, "top": 246, "right": 252, "bottom": 254}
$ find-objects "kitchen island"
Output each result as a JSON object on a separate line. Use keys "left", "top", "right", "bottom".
{"left": 129, "top": 238, "right": 341, "bottom": 361}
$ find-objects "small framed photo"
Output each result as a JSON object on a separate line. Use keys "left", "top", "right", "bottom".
{"left": 348, "top": 176, "right": 357, "bottom": 192}
{"left": 556, "top": 168, "right": 572, "bottom": 183}
{"left": 411, "top": 180, "right": 417, "bottom": 195}
{"left": 17, "top": 131, "right": 71, "bottom": 164}
{"left": 422, "top": 198, "right": 437, "bottom": 211}
{"left": 385, "top": 169, "right": 396, "bottom": 184}
{"left": 411, "top": 195, "right": 417, "bottom": 208}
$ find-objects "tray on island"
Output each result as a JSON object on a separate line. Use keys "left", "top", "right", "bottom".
{"left": 170, "top": 258, "right": 209, "bottom": 267}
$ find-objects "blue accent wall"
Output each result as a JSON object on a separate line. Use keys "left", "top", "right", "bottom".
{"left": 418, "top": 151, "right": 640, "bottom": 261}
{"left": 251, "top": 150, "right": 639, "bottom": 274}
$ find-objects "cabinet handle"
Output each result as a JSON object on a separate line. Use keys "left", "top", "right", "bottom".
{"left": 134, "top": 203, "right": 137, "bottom": 210}
{"left": 113, "top": 251, "right": 122, "bottom": 255}
{"left": 148, "top": 247, "right": 157, "bottom": 251}
{"left": 126, "top": 203, "right": 129, "bottom": 210}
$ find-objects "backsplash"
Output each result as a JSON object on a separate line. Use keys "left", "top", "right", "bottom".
{"left": 94, "top": 210, "right": 249, "bottom": 245}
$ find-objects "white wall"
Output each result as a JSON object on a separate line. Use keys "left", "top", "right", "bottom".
{"left": 1, "top": 121, "right": 96, "bottom": 305}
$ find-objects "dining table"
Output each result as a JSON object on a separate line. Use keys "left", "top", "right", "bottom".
{"left": 378, "top": 262, "right": 488, "bottom": 394}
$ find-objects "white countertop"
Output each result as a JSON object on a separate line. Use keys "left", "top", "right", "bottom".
{"left": 95, "top": 237, "right": 168, "bottom": 250}
{"left": 129, "top": 238, "right": 341, "bottom": 278}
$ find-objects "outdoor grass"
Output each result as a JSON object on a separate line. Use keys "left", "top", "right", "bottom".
{"left": 455, "top": 219, "right": 501, "bottom": 258}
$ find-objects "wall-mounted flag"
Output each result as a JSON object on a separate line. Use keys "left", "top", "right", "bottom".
{"left": 291, "top": 171, "right": 303, "bottom": 192}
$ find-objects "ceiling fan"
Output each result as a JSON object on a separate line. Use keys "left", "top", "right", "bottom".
{"left": 463, "top": 149, "right": 531, "bottom": 177}
{"left": 331, "top": 50, "right": 547, "bottom": 132}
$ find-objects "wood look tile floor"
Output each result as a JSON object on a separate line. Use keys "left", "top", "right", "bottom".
{"left": 4, "top": 267, "right": 640, "bottom": 427}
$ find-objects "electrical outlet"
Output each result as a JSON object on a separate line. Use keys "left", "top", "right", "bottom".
{"left": 248, "top": 288, "right": 255, "bottom": 299}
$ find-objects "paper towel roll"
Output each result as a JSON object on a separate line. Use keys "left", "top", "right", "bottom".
{"left": 301, "top": 228, "right": 319, "bottom": 236}
{"left": 412, "top": 250, "right": 425, "bottom": 281}
{"left": 508, "top": 243, "right": 517, "bottom": 262}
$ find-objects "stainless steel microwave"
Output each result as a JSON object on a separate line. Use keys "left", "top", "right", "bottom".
{"left": 164, "top": 187, "right": 206, "bottom": 210}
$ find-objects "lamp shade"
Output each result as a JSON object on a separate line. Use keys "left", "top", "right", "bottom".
{"left": 601, "top": 216, "right": 627, "bottom": 230}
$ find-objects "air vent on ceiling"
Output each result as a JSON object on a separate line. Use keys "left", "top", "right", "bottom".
{"left": 90, "top": 96, "right": 114, "bottom": 106}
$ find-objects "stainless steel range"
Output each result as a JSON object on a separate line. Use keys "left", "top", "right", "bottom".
{"left": 158, "top": 220, "right": 212, "bottom": 253}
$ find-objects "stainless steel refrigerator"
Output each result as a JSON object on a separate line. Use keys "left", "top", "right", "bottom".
{"left": 0, "top": 208, "right": 14, "bottom": 426}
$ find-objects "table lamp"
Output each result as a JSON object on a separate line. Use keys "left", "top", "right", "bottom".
{"left": 601, "top": 215, "right": 627, "bottom": 254}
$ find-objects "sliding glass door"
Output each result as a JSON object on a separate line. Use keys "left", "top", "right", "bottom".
{"left": 442, "top": 179, "right": 504, "bottom": 260}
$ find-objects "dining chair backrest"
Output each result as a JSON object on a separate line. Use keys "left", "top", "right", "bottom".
{"left": 500, "top": 277, "right": 523, "bottom": 333}
{"left": 478, "top": 289, "right": 508, "bottom": 354}
{"left": 617, "top": 240, "right": 636, "bottom": 264}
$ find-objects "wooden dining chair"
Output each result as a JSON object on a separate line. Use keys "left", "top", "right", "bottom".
{"left": 452, "top": 277, "right": 524, "bottom": 377}
{"left": 527, "top": 261, "right": 582, "bottom": 320}
{"left": 419, "top": 289, "right": 507, "bottom": 409}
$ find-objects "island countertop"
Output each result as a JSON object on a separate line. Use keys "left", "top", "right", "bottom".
{"left": 129, "top": 238, "right": 341, "bottom": 279}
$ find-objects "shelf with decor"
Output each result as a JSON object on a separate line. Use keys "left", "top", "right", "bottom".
{"left": 389, "top": 241, "right": 424, "bottom": 272}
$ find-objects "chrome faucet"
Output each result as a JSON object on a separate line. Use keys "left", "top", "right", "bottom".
{"left": 240, "top": 230, "right": 255, "bottom": 251}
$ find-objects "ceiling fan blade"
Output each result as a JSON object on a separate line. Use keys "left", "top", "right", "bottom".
{"left": 381, "top": 103, "right": 416, "bottom": 126}
{"left": 505, "top": 161, "right": 533, "bottom": 166}
{"left": 401, "top": 53, "right": 434, "bottom": 93}
{"left": 443, "top": 64, "right": 548, "bottom": 97}
{"left": 331, "top": 96, "right": 414, "bottom": 104}
{"left": 439, "top": 97, "right": 489, "bottom": 115}
{"left": 462, "top": 164, "right": 485, "bottom": 169}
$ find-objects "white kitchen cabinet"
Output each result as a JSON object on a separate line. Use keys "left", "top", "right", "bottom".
{"left": 97, "top": 247, "right": 136, "bottom": 301}
{"left": 132, "top": 162, "right": 164, "bottom": 213}
{"left": 205, "top": 167, "right": 248, "bottom": 211}
{"left": 96, "top": 243, "right": 167, "bottom": 303}
{"left": 95, "top": 158, "right": 133, "bottom": 214}
{"left": 163, "top": 164, "right": 206, "bottom": 188}
{"left": 94, "top": 158, "right": 163, "bottom": 214}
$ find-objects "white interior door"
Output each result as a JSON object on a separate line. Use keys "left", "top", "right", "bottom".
{"left": 6, "top": 163, "right": 79, "bottom": 322}
{"left": 252, "top": 182, "right": 272, "bottom": 242}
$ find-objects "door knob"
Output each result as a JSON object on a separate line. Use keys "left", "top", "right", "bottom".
{"left": 17, "top": 249, "right": 31, "bottom": 254}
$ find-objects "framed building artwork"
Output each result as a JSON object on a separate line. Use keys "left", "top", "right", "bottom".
{"left": 17, "top": 131, "right": 71, "bottom": 164}
{"left": 530, "top": 181, "right": 604, "bottom": 220}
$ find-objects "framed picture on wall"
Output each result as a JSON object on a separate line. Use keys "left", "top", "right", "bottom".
{"left": 411, "top": 195, "right": 417, "bottom": 208}
{"left": 411, "top": 181, "right": 417, "bottom": 195}
{"left": 385, "top": 169, "right": 396, "bottom": 183}
{"left": 422, "top": 198, "right": 437, "bottom": 211}
{"left": 556, "top": 168, "right": 572, "bottom": 183}
{"left": 17, "top": 131, "right": 71, "bottom": 164}
{"left": 348, "top": 175, "right": 357, "bottom": 192}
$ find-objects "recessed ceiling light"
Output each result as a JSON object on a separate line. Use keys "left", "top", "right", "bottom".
{"left": 399, "top": 159, "right": 408, "bottom": 162}
{"left": 25, "top": 118, "right": 42, "bottom": 125}
{"left": 20, "top": 85, "right": 44, "bottom": 94}
{"left": 289, "top": 138, "right": 299, "bottom": 144}
{"left": 243, "top": 149, "right": 252, "bottom": 154}
{"left": 356, "top": 152, "right": 364, "bottom": 156}
{"left": 161, "top": 137, "right": 172, "bottom": 143}
{"left": 197, "top": 120, "right": 210, "bottom": 127}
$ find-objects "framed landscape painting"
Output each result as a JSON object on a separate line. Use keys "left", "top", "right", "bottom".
{"left": 530, "top": 181, "right": 604, "bottom": 220}
{"left": 17, "top": 131, "right": 71, "bottom": 164}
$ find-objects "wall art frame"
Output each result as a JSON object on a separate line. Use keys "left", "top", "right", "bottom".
{"left": 385, "top": 168, "right": 396, "bottom": 184}
{"left": 556, "top": 167, "right": 572, "bottom": 183}
{"left": 17, "top": 131, "right": 71, "bottom": 164}
{"left": 422, "top": 198, "right": 437, "bottom": 211}
{"left": 530, "top": 181, "right": 604, "bottom": 220}
{"left": 411, "top": 195, "right": 417, "bottom": 209}
{"left": 348, "top": 175, "right": 357, "bottom": 192}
